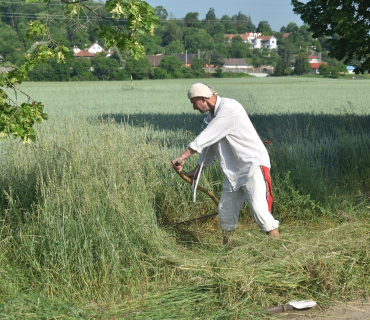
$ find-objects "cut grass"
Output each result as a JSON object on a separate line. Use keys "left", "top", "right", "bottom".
{"left": 1, "top": 78, "right": 370, "bottom": 318}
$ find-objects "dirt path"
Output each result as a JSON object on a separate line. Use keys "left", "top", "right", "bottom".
{"left": 273, "top": 299, "right": 370, "bottom": 320}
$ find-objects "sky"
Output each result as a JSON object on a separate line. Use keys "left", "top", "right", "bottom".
{"left": 145, "top": 0, "right": 305, "bottom": 32}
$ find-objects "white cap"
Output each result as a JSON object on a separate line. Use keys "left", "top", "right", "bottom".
{"left": 187, "top": 83, "right": 217, "bottom": 99}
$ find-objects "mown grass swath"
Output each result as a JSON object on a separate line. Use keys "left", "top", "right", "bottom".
{"left": 1, "top": 77, "right": 370, "bottom": 318}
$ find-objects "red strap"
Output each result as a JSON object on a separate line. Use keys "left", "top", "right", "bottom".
{"left": 261, "top": 166, "right": 273, "bottom": 212}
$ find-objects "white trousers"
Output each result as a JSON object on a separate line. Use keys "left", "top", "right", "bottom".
{"left": 218, "top": 167, "right": 279, "bottom": 233}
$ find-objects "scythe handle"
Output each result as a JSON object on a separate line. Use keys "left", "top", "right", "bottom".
{"left": 175, "top": 159, "right": 219, "bottom": 206}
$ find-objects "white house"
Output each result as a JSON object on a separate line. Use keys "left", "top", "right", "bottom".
{"left": 252, "top": 36, "right": 277, "bottom": 49}
{"left": 71, "top": 46, "right": 81, "bottom": 54}
{"left": 87, "top": 42, "right": 106, "bottom": 55}
{"left": 224, "top": 32, "right": 262, "bottom": 44}
{"left": 347, "top": 66, "right": 355, "bottom": 74}
{"left": 308, "top": 55, "right": 320, "bottom": 63}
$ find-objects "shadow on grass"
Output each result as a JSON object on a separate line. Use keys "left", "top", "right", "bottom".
{"left": 96, "top": 111, "right": 370, "bottom": 140}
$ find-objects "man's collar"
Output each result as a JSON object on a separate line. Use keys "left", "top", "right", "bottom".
{"left": 214, "top": 96, "right": 221, "bottom": 113}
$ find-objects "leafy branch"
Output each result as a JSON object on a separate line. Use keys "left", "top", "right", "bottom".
{"left": 0, "top": 0, "right": 159, "bottom": 142}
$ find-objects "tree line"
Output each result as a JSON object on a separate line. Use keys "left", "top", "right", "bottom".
{"left": 0, "top": 0, "right": 351, "bottom": 80}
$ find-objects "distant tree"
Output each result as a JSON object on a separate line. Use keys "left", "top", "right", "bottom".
{"left": 209, "top": 50, "right": 225, "bottom": 67}
{"left": 205, "top": 7, "right": 217, "bottom": 22}
{"left": 292, "top": 0, "right": 370, "bottom": 73}
{"left": 139, "top": 34, "right": 163, "bottom": 55}
{"left": 231, "top": 35, "right": 243, "bottom": 43}
{"left": 157, "top": 56, "right": 183, "bottom": 77}
{"left": 185, "top": 32, "right": 213, "bottom": 53}
{"left": 231, "top": 11, "right": 251, "bottom": 33}
{"left": 318, "top": 63, "right": 330, "bottom": 75}
{"left": 214, "top": 67, "right": 223, "bottom": 78}
{"left": 257, "top": 21, "right": 272, "bottom": 35}
{"left": 206, "top": 23, "right": 225, "bottom": 37}
{"left": 184, "top": 12, "right": 199, "bottom": 28}
{"left": 315, "top": 40, "right": 322, "bottom": 52}
{"left": 252, "top": 55, "right": 262, "bottom": 68}
{"left": 153, "top": 67, "right": 168, "bottom": 79}
{"left": 164, "top": 40, "right": 185, "bottom": 55}
{"left": 247, "top": 15, "right": 256, "bottom": 32}
{"left": 228, "top": 41, "right": 250, "bottom": 58}
{"left": 298, "top": 25, "right": 312, "bottom": 42}
{"left": 161, "top": 21, "right": 183, "bottom": 46}
{"left": 190, "top": 57, "right": 206, "bottom": 77}
{"left": 124, "top": 57, "right": 153, "bottom": 80}
{"left": 92, "top": 57, "right": 120, "bottom": 80}
{"left": 294, "top": 54, "right": 311, "bottom": 75}
{"left": 155, "top": 5, "right": 168, "bottom": 20}
{"left": 221, "top": 15, "right": 238, "bottom": 34}
{"left": 286, "top": 22, "right": 299, "bottom": 33}
{"left": 278, "top": 42, "right": 293, "bottom": 72}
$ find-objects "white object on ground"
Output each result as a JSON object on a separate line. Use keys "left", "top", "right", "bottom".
{"left": 287, "top": 300, "right": 317, "bottom": 309}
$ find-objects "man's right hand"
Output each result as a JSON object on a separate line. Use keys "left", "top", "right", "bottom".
{"left": 172, "top": 158, "right": 184, "bottom": 172}
{"left": 186, "top": 165, "right": 200, "bottom": 180}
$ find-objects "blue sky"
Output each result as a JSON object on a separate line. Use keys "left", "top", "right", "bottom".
{"left": 146, "top": 0, "right": 304, "bottom": 32}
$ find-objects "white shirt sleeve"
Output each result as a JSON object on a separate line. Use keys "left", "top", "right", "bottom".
{"left": 198, "top": 145, "right": 215, "bottom": 167}
{"left": 189, "top": 104, "right": 234, "bottom": 153}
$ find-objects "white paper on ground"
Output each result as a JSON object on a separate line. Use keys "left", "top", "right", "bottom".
{"left": 287, "top": 300, "right": 317, "bottom": 309}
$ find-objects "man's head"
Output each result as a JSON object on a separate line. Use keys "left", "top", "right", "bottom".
{"left": 187, "top": 83, "right": 217, "bottom": 100}
{"left": 187, "top": 83, "right": 217, "bottom": 114}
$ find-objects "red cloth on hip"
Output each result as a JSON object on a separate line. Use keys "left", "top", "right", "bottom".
{"left": 261, "top": 166, "right": 273, "bottom": 213}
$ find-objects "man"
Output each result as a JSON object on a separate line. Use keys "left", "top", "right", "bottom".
{"left": 172, "top": 83, "right": 279, "bottom": 245}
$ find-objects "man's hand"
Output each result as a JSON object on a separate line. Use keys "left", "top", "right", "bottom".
{"left": 186, "top": 165, "right": 200, "bottom": 180}
{"left": 172, "top": 158, "right": 184, "bottom": 172}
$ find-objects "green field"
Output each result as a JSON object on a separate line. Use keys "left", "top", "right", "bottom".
{"left": 1, "top": 78, "right": 370, "bottom": 319}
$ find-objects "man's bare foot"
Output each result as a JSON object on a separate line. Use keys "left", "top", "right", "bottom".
{"left": 266, "top": 228, "right": 280, "bottom": 239}
{"left": 222, "top": 230, "right": 235, "bottom": 246}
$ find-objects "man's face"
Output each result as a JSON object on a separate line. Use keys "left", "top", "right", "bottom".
{"left": 190, "top": 97, "right": 209, "bottom": 114}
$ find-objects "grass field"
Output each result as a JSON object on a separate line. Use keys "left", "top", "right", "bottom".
{"left": 1, "top": 77, "right": 370, "bottom": 319}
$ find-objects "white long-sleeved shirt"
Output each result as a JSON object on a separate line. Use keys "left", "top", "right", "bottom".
{"left": 189, "top": 96, "right": 270, "bottom": 191}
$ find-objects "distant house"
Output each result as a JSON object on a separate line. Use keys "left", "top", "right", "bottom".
{"left": 71, "top": 46, "right": 81, "bottom": 54}
{"left": 223, "top": 58, "right": 248, "bottom": 70}
{"left": 87, "top": 42, "right": 106, "bottom": 55}
{"left": 252, "top": 36, "right": 277, "bottom": 49}
{"left": 73, "top": 42, "right": 113, "bottom": 58}
{"left": 282, "top": 33, "right": 291, "bottom": 39}
{"left": 347, "top": 66, "right": 355, "bottom": 74}
{"left": 74, "top": 50, "right": 95, "bottom": 59}
{"left": 310, "top": 62, "right": 323, "bottom": 74}
{"left": 146, "top": 55, "right": 165, "bottom": 67}
{"left": 224, "top": 32, "right": 262, "bottom": 44}
{"left": 308, "top": 55, "right": 320, "bottom": 63}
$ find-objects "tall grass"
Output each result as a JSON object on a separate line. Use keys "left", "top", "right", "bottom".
{"left": 1, "top": 78, "right": 370, "bottom": 318}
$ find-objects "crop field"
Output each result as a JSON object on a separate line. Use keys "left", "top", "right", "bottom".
{"left": 1, "top": 77, "right": 370, "bottom": 319}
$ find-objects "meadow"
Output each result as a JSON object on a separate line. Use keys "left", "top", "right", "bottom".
{"left": 1, "top": 77, "right": 370, "bottom": 319}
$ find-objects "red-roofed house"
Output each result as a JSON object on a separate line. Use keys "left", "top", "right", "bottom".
{"left": 282, "top": 33, "right": 291, "bottom": 39}
{"left": 252, "top": 36, "right": 277, "bottom": 49}
{"left": 308, "top": 55, "right": 320, "bottom": 63}
{"left": 310, "top": 62, "right": 323, "bottom": 74}
{"left": 224, "top": 32, "right": 262, "bottom": 44}
{"left": 74, "top": 50, "right": 95, "bottom": 59}
{"left": 87, "top": 42, "right": 106, "bottom": 55}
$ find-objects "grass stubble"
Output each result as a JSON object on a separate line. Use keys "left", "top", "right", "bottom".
{"left": 0, "top": 78, "right": 370, "bottom": 319}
